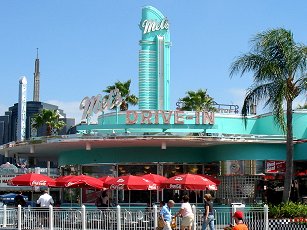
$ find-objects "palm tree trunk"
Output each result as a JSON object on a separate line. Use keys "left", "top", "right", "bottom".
{"left": 47, "top": 125, "right": 52, "bottom": 136}
{"left": 282, "top": 100, "right": 294, "bottom": 202}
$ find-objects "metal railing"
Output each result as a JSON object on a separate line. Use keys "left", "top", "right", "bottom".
{"left": 0, "top": 204, "right": 269, "bottom": 230}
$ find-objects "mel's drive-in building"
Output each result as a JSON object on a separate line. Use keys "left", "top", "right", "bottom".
{"left": 1, "top": 6, "right": 307, "bottom": 205}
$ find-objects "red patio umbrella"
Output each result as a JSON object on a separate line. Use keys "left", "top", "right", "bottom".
{"left": 10, "top": 173, "right": 56, "bottom": 187}
{"left": 161, "top": 173, "right": 217, "bottom": 190}
{"left": 104, "top": 175, "right": 157, "bottom": 206}
{"left": 141, "top": 174, "right": 167, "bottom": 205}
{"left": 98, "top": 176, "right": 115, "bottom": 184}
{"left": 202, "top": 174, "right": 221, "bottom": 185}
{"left": 141, "top": 173, "right": 167, "bottom": 188}
{"left": 55, "top": 175, "right": 76, "bottom": 187}
{"left": 64, "top": 175, "right": 104, "bottom": 190}
{"left": 104, "top": 175, "right": 157, "bottom": 190}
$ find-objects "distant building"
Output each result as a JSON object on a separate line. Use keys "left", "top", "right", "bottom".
{"left": 0, "top": 51, "right": 75, "bottom": 147}
{"left": 0, "top": 101, "right": 75, "bottom": 165}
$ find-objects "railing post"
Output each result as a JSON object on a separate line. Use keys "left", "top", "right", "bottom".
{"left": 192, "top": 205, "right": 196, "bottom": 230}
{"left": 17, "top": 205, "right": 22, "bottom": 230}
{"left": 231, "top": 204, "right": 237, "bottom": 226}
{"left": 81, "top": 205, "right": 86, "bottom": 230}
{"left": 153, "top": 204, "right": 158, "bottom": 229}
{"left": 117, "top": 205, "right": 121, "bottom": 230}
{"left": 49, "top": 205, "right": 54, "bottom": 230}
{"left": 264, "top": 204, "right": 269, "bottom": 230}
{"left": 3, "top": 204, "right": 7, "bottom": 227}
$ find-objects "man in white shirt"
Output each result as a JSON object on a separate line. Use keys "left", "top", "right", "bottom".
{"left": 37, "top": 190, "right": 54, "bottom": 207}
{"left": 37, "top": 190, "right": 54, "bottom": 228}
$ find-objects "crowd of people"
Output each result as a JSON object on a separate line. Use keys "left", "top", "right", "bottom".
{"left": 13, "top": 190, "right": 249, "bottom": 230}
{"left": 158, "top": 193, "right": 249, "bottom": 230}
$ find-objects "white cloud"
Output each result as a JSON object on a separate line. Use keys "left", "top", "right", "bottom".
{"left": 227, "top": 88, "right": 246, "bottom": 107}
{"left": 227, "top": 88, "right": 270, "bottom": 114}
{"left": 293, "top": 95, "right": 307, "bottom": 109}
{"left": 227, "top": 89, "right": 307, "bottom": 114}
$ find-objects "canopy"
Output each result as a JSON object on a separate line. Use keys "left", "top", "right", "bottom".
{"left": 202, "top": 174, "right": 221, "bottom": 185}
{"left": 104, "top": 175, "right": 157, "bottom": 190}
{"left": 0, "top": 193, "right": 28, "bottom": 203}
{"left": 64, "top": 175, "right": 104, "bottom": 190}
{"left": 161, "top": 173, "right": 217, "bottom": 190}
{"left": 98, "top": 176, "right": 115, "bottom": 184}
{"left": 0, "top": 162, "right": 18, "bottom": 174}
{"left": 10, "top": 173, "right": 56, "bottom": 187}
{"left": 141, "top": 173, "right": 167, "bottom": 189}
{"left": 54, "top": 175, "right": 76, "bottom": 187}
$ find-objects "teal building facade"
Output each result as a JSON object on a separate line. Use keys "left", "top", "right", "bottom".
{"left": 139, "top": 6, "right": 171, "bottom": 110}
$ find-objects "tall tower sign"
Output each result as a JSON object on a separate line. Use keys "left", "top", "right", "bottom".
{"left": 139, "top": 6, "right": 171, "bottom": 110}
{"left": 17, "top": 76, "right": 27, "bottom": 141}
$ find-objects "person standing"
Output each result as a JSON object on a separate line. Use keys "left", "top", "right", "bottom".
{"left": 176, "top": 195, "right": 194, "bottom": 230}
{"left": 202, "top": 194, "right": 215, "bottom": 230}
{"left": 160, "top": 200, "right": 175, "bottom": 230}
{"left": 232, "top": 211, "right": 248, "bottom": 230}
{"left": 37, "top": 190, "right": 54, "bottom": 207}
{"left": 95, "top": 190, "right": 109, "bottom": 208}
{"left": 14, "top": 191, "right": 26, "bottom": 207}
{"left": 37, "top": 190, "right": 54, "bottom": 228}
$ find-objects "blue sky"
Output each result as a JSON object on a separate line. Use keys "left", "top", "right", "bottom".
{"left": 1, "top": 1, "right": 306, "bottom": 123}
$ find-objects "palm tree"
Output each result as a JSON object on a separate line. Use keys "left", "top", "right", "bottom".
{"left": 103, "top": 79, "right": 138, "bottom": 111}
{"left": 178, "top": 89, "right": 216, "bottom": 111}
{"left": 32, "top": 109, "right": 66, "bottom": 136}
{"left": 230, "top": 28, "right": 307, "bottom": 202}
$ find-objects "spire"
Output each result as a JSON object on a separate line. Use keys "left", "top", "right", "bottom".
{"left": 33, "top": 48, "right": 40, "bottom": 101}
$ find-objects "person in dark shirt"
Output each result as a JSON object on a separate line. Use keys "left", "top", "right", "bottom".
{"left": 14, "top": 191, "right": 26, "bottom": 207}
{"left": 202, "top": 194, "right": 215, "bottom": 230}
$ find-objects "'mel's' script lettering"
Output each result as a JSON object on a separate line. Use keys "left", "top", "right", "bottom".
{"left": 141, "top": 18, "right": 169, "bottom": 34}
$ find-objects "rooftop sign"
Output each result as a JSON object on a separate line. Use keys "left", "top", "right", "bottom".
{"left": 80, "top": 89, "right": 123, "bottom": 120}
{"left": 141, "top": 18, "right": 169, "bottom": 34}
{"left": 126, "top": 110, "right": 215, "bottom": 125}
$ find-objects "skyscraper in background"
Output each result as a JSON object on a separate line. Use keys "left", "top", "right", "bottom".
{"left": 33, "top": 48, "right": 40, "bottom": 102}
{"left": 138, "top": 6, "right": 171, "bottom": 110}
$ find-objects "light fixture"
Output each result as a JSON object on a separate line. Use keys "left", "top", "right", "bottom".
{"left": 161, "top": 142, "right": 166, "bottom": 150}
{"left": 85, "top": 142, "right": 91, "bottom": 151}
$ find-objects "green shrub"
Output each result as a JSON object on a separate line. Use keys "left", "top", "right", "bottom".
{"left": 269, "top": 202, "right": 307, "bottom": 219}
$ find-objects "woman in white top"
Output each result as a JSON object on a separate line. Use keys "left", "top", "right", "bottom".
{"left": 176, "top": 195, "right": 194, "bottom": 230}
